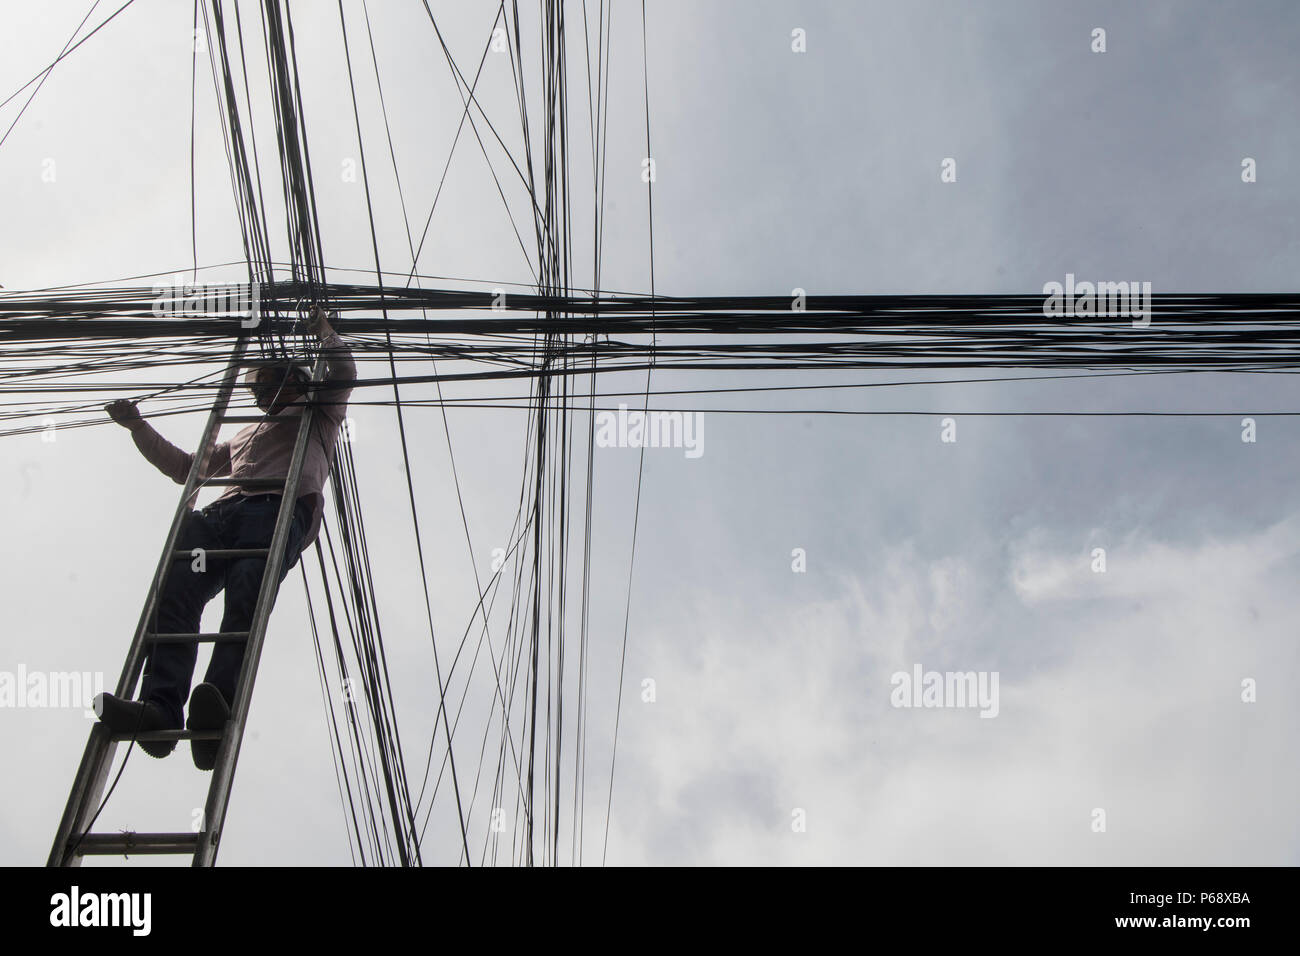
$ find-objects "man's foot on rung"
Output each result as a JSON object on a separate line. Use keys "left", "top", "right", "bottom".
{"left": 186, "top": 683, "right": 230, "bottom": 772}
{"left": 93, "top": 693, "right": 178, "bottom": 759}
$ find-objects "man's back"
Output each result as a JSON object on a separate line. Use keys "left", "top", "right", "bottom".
{"left": 211, "top": 332, "right": 355, "bottom": 546}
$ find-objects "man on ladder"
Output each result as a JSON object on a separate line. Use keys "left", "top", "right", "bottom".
{"left": 94, "top": 306, "right": 354, "bottom": 770}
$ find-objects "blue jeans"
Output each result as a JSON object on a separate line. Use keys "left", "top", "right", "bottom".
{"left": 140, "top": 493, "right": 311, "bottom": 726}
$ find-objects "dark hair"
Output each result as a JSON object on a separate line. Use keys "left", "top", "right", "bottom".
{"left": 249, "top": 363, "right": 308, "bottom": 388}
{"left": 248, "top": 364, "right": 310, "bottom": 408}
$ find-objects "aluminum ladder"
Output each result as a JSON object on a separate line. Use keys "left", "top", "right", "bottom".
{"left": 48, "top": 335, "right": 326, "bottom": 867}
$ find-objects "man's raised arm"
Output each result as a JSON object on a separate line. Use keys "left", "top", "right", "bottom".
{"left": 308, "top": 306, "right": 356, "bottom": 410}
{"left": 106, "top": 400, "right": 232, "bottom": 485}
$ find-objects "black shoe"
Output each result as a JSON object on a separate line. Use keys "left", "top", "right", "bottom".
{"left": 93, "top": 693, "right": 178, "bottom": 759}
{"left": 186, "top": 683, "right": 230, "bottom": 772}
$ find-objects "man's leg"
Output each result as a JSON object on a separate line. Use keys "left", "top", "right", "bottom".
{"left": 203, "top": 495, "right": 310, "bottom": 708}
{"left": 138, "top": 508, "right": 227, "bottom": 727}
{"left": 188, "top": 495, "right": 308, "bottom": 770}
{"left": 98, "top": 507, "right": 226, "bottom": 758}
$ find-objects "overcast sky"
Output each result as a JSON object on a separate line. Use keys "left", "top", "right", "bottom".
{"left": 2, "top": 0, "right": 1299, "bottom": 866}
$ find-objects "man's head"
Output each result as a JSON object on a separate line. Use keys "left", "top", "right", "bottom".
{"left": 246, "top": 363, "right": 310, "bottom": 414}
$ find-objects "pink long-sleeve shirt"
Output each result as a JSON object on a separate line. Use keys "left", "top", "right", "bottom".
{"left": 128, "top": 331, "right": 356, "bottom": 548}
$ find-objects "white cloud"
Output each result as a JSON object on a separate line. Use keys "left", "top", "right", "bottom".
{"left": 609, "top": 522, "right": 1300, "bottom": 864}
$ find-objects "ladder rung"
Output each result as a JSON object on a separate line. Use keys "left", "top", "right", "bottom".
{"left": 221, "top": 414, "right": 266, "bottom": 424}
{"left": 74, "top": 832, "right": 200, "bottom": 856}
{"left": 109, "top": 728, "right": 224, "bottom": 743}
{"left": 147, "top": 631, "right": 250, "bottom": 644}
{"left": 206, "top": 477, "right": 285, "bottom": 489}
{"left": 171, "top": 548, "right": 270, "bottom": 560}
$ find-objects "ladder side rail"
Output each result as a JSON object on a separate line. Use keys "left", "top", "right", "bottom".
{"left": 194, "top": 349, "right": 327, "bottom": 866}
{"left": 47, "top": 335, "right": 251, "bottom": 867}
{"left": 120, "top": 336, "right": 253, "bottom": 696}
